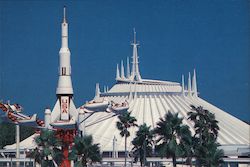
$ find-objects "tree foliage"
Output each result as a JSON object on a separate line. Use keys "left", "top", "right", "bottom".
{"left": 0, "top": 122, "right": 35, "bottom": 149}
{"left": 154, "top": 112, "right": 192, "bottom": 167}
{"left": 69, "top": 135, "right": 101, "bottom": 167}
{"left": 116, "top": 112, "right": 137, "bottom": 138}
{"left": 30, "top": 130, "right": 63, "bottom": 167}
{"left": 116, "top": 112, "right": 137, "bottom": 167}
{"left": 132, "top": 123, "right": 153, "bottom": 166}
{"left": 188, "top": 105, "right": 224, "bottom": 167}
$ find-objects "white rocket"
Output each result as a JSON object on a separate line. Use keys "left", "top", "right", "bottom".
{"left": 56, "top": 7, "right": 73, "bottom": 95}
{"left": 45, "top": 7, "right": 78, "bottom": 128}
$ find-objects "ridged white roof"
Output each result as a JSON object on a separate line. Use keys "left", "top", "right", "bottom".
{"left": 83, "top": 31, "right": 249, "bottom": 154}
{"left": 83, "top": 82, "right": 250, "bottom": 153}
{"left": 107, "top": 82, "right": 181, "bottom": 95}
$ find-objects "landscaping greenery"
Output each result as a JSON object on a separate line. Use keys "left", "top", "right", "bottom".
{"left": 0, "top": 122, "right": 35, "bottom": 149}
{"left": 116, "top": 112, "right": 137, "bottom": 167}
{"left": 31, "top": 130, "right": 63, "bottom": 167}
{"left": 154, "top": 112, "right": 192, "bottom": 167}
{"left": 188, "top": 105, "right": 224, "bottom": 167}
{"left": 69, "top": 135, "right": 102, "bottom": 167}
{"left": 132, "top": 123, "right": 153, "bottom": 166}
{"left": 115, "top": 105, "right": 224, "bottom": 167}
{"left": 1, "top": 104, "right": 224, "bottom": 167}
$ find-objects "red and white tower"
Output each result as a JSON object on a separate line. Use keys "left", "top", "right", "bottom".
{"left": 50, "top": 6, "right": 78, "bottom": 125}
{"left": 44, "top": 7, "right": 78, "bottom": 167}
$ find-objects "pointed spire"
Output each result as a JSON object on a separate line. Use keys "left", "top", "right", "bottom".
{"left": 126, "top": 57, "right": 130, "bottom": 78}
{"left": 188, "top": 72, "right": 192, "bottom": 96}
{"left": 131, "top": 28, "right": 142, "bottom": 82}
{"left": 192, "top": 69, "right": 198, "bottom": 97}
{"left": 116, "top": 64, "right": 120, "bottom": 80}
{"left": 107, "top": 86, "right": 109, "bottom": 92}
{"left": 95, "top": 83, "right": 100, "bottom": 98}
{"left": 133, "top": 28, "right": 137, "bottom": 44}
{"left": 182, "top": 75, "right": 185, "bottom": 96}
{"left": 121, "top": 60, "right": 125, "bottom": 79}
{"left": 103, "top": 86, "right": 107, "bottom": 93}
{"left": 63, "top": 6, "right": 67, "bottom": 23}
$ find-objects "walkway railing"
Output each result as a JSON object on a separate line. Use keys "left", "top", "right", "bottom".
{"left": 0, "top": 158, "right": 35, "bottom": 167}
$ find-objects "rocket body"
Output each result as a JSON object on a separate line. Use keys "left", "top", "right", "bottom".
{"left": 50, "top": 7, "right": 77, "bottom": 122}
{"left": 56, "top": 13, "right": 73, "bottom": 95}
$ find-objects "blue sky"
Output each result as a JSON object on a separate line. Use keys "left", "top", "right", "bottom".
{"left": 0, "top": 0, "right": 249, "bottom": 121}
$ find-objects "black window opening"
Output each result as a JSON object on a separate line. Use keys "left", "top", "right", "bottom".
{"left": 62, "top": 67, "right": 66, "bottom": 75}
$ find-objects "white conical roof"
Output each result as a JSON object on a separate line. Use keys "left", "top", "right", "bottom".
{"left": 82, "top": 34, "right": 250, "bottom": 155}
{"left": 83, "top": 79, "right": 249, "bottom": 154}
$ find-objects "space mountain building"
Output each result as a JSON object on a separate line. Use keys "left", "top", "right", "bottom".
{"left": 3, "top": 9, "right": 249, "bottom": 162}
{"left": 81, "top": 30, "right": 250, "bottom": 157}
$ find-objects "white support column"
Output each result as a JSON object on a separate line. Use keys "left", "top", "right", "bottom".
{"left": 16, "top": 124, "right": 20, "bottom": 167}
{"left": 44, "top": 108, "right": 52, "bottom": 129}
{"left": 78, "top": 107, "right": 85, "bottom": 137}
{"left": 112, "top": 136, "right": 117, "bottom": 158}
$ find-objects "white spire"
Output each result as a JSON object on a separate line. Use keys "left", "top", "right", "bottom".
{"left": 121, "top": 60, "right": 125, "bottom": 79}
{"left": 56, "top": 6, "right": 73, "bottom": 95}
{"left": 130, "top": 28, "right": 142, "bottom": 82}
{"left": 95, "top": 83, "right": 100, "bottom": 98}
{"left": 103, "top": 86, "right": 107, "bottom": 93}
{"left": 63, "top": 6, "right": 66, "bottom": 23}
{"left": 182, "top": 75, "right": 185, "bottom": 96}
{"left": 192, "top": 69, "right": 198, "bottom": 97}
{"left": 188, "top": 72, "right": 192, "bottom": 96}
{"left": 126, "top": 57, "right": 130, "bottom": 78}
{"left": 116, "top": 64, "right": 120, "bottom": 80}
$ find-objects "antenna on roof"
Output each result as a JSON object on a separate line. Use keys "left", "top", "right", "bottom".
{"left": 63, "top": 6, "right": 67, "bottom": 23}
{"left": 130, "top": 28, "right": 142, "bottom": 82}
{"left": 133, "top": 28, "right": 136, "bottom": 44}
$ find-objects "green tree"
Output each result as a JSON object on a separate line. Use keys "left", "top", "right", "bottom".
{"left": 188, "top": 105, "right": 224, "bottom": 167}
{"left": 69, "top": 135, "right": 101, "bottom": 167}
{"left": 116, "top": 112, "right": 137, "bottom": 167}
{"left": 154, "top": 112, "right": 191, "bottom": 167}
{"left": 30, "top": 130, "right": 63, "bottom": 167}
{"left": 132, "top": 123, "right": 153, "bottom": 167}
{"left": 0, "top": 122, "right": 35, "bottom": 149}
